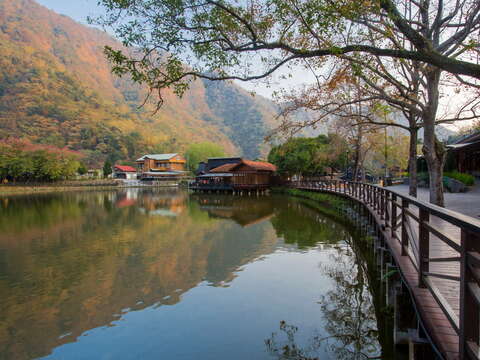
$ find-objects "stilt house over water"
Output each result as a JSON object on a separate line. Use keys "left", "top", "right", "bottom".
{"left": 193, "top": 158, "right": 277, "bottom": 192}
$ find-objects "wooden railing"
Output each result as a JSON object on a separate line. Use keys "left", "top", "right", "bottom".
{"left": 293, "top": 179, "right": 480, "bottom": 360}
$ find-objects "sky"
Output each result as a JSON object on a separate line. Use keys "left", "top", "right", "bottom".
{"left": 36, "top": 0, "right": 311, "bottom": 99}
{"left": 37, "top": 0, "right": 101, "bottom": 24}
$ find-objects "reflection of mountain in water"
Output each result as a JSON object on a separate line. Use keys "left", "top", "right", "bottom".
{"left": 0, "top": 190, "right": 357, "bottom": 360}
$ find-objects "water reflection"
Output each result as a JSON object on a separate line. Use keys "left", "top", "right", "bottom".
{"left": 0, "top": 189, "right": 393, "bottom": 359}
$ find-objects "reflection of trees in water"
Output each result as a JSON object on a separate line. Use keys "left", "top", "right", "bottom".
{"left": 270, "top": 200, "right": 350, "bottom": 249}
{"left": 319, "top": 244, "right": 381, "bottom": 360}
{"left": 0, "top": 190, "right": 280, "bottom": 359}
{"left": 265, "top": 236, "right": 391, "bottom": 360}
{"left": 265, "top": 321, "right": 321, "bottom": 360}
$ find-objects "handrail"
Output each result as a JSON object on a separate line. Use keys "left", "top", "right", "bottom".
{"left": 293, "top": 179, "right": 480, "bottom": 360}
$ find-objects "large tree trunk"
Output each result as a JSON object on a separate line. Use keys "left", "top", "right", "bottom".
{"left": 408, "top": 127, "right": 418, "bottom": 197}
{"left": 422, "top": 67, "right": 446, "bottom": 207}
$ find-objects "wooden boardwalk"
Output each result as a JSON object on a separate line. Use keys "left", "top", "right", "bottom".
{"left": 295, "top": 181, "right": 480, "bottom": 360}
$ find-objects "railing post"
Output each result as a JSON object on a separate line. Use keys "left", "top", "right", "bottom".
{"left": 385, "top": 191, "right": 390, "bottom": 226}
{"left": 460, "top": 228, "right": 480, "bottom": 359}
{"left": 401, "top": 198, "right": 409, "bottom": 256}
{"left": 391, "top": 193, "right": 397, "bottom": 238}
{"left": 380, "top": 189, "right": 384, "bottom": 217}
{"left": 418, "top": 208, "right": 430, "bottom": 288}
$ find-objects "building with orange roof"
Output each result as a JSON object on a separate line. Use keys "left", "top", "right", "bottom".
{"left": 192, "top": 158, "right": 277, "bottom": 192}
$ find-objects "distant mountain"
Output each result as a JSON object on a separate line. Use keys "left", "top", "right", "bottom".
{"left": 0, "top": 0, "right": 279, "bottom": 165}
{"left": 388, "top": 112, "right": 457, "bottom": 140}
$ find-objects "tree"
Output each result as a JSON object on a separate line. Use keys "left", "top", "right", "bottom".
{"left": 0, "top": 139, "right": 82, "bottom": 182}
{"left": 94, "top": 0, "right": 480, "bottom": 206}
{"left": 273, "top": 51, "right": 478, "bottom": 205}
{"left": 185, "top": 142, "right": 225, "bottom": 171}
{"left": 77, "top": 162, "right": 88, "bottom": 175}
{"left": 268, "top": 135, "right": 347, "bottom": 177}
{"left": 93, "top": 0, "right": 480, "bottom": 108}
{"left": 103, "top": 159, "right": 112, "bottom": 178}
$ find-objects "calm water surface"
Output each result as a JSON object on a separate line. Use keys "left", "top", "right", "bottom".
{"left": 0, "top": 189, "right": 393, "bottom": 359}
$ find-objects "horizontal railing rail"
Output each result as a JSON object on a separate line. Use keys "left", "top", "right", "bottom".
{"left": 292, "top": 179, "right": 480, "bottom": 360}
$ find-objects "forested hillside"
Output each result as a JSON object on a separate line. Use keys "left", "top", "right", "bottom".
{"left": 0, "top": 0, "right": 278, "bottom": 165}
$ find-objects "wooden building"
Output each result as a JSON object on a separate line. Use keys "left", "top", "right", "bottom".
{"left": 136, "top": 153, "right": 187, "bottom": 180}
{"left": 193, "top": 159, "right": 277, "bottom": 192}
{"left": 447, "top": 131, "right": 480, "bottom": 176}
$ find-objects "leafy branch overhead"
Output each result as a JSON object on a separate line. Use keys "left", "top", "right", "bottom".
{"left": 94, "top": 0, "right": 480, "bottom": 104}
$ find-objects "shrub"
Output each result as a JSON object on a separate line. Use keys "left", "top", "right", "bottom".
{"left": 444, "top": 171, "right": 475, "bottom": 186}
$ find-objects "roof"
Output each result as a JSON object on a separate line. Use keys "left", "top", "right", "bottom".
{"left": 453, "top": 131, "right": 480, "bottom": 145}
{"left": 210, "top": 163, "right": 238, "bottom": 173}
{"left": 205, "top": 157, "right": 242, "bottom": 172}
{"left": 241, "top": 159, "right": 277, "bottom": 171}
{"left": 136, "top": 153, "right": 179, "bottom": 161}
{"left": 210, "top": 159, "right": 277, "bottom": 173}
{"left": 447, "top": 143, "right": 474, "bottom": 150}
{"left": 207, "top": 157, "right": 242, "bottom": 161}
{"left": 114, "top": 165, "right": 137, "bottom": 172}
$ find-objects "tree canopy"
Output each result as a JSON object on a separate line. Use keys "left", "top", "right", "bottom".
{"left": 0, "top": 139, "right": 82, "bottom": 182}
{"left": 268, "top": 135, "right": 347, "bottom": 176}
{"left": 94, "top": 0, "right": 480, "bottom": 103}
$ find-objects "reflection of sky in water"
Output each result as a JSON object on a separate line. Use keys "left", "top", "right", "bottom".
{"left": 41, "top": 249, "right": 337, "bottom": 360}
{"left": 0, "top": 190, "right": 384, "bottom": 360}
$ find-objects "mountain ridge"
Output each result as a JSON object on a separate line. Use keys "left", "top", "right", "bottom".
{"left": 0, "top": 0, "right": 279, "bottom": 165}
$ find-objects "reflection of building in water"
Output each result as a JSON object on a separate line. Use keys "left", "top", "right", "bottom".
{"left": 115, "top": 189, "right": 140, "bottom": 208}
{"left": 139, "top": 190, "right": 187, "bottom": 216}
{"left": 193, "top": 194, "right": 275, "bottom": 227}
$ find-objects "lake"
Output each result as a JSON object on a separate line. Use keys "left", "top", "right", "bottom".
{"left": 0, "top": 189, "right": 395, "bottom": 359}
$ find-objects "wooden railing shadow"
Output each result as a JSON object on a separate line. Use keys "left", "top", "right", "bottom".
{"left": 293, "top": 180, "right": 480, "bottom": 360}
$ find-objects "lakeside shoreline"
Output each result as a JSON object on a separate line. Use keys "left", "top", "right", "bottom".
{"left": 0, "top": 182, "right": 183, "bottom": 196}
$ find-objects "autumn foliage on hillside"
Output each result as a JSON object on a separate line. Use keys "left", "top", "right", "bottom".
{"left": 0, "top": 0, "right": 278, "bottom": 166}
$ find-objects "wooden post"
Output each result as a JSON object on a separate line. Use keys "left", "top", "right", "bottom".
{"left": 459, "top": 229, "right": 480, "bottom": 359}
{"left": 401, "top": 199, "right": 409, "bottom": 256}
{"left": 383, "top": 190, "right": 387, "bottom": 222}
{"left": 380, "top": 189, "right": 385, "bottom": 219}
{"left": 391, "top": 193, "right": 397, "bottom": 238}
{"left": 418, "top": 208, "right": 430, "bottom": 288}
